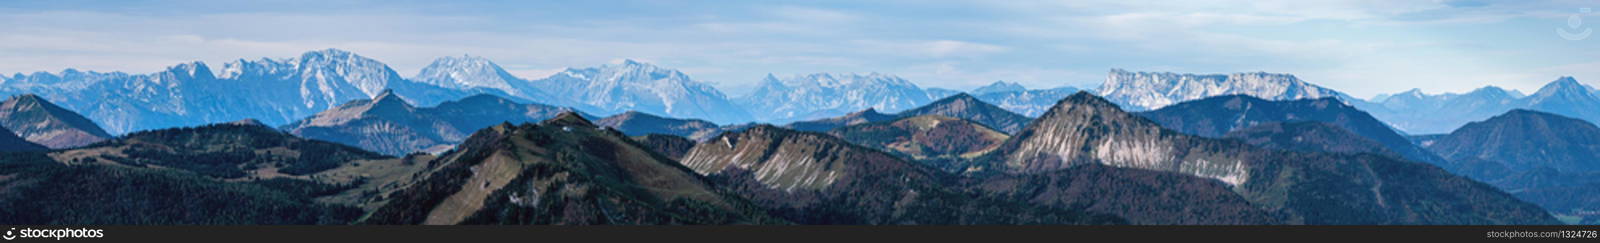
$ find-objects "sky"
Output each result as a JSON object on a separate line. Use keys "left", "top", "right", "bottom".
{"left": 1, "top": 0, "right": 1598, "bottom": 98}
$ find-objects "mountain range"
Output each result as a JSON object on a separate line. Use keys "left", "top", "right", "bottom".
{"left": 827, "top": 115, "right": 1011, "bottom": 172}
{"left": 1360, "top": 78, "right": 1600, "bottom": 134}
{"left": 283, "top": 90, "right": 576, "bottom": 156}
{"left": 982, "top": 92, "right": 1555, "bottom": 224}
{"left": 1423, "top": 109, "right": 1600, "bottom": 224}
{"left": 0, "top": 126, "right": 45, "bottom": 152}
{"left": 1135, "top": 95, "right": 1447, "bottom": 166}
{"left": 1096, "top": 69, "right": 1346, "bottom": 111}
{"left": 737, "top": 73, "right": 933, "bottom": 123}
{"left": 785, "top": 93, "right": 1031, "bottom": 134}
{"left": 0, "top": 89, "right": 1566, "bottom": 225}
{"left": 2, "top": 48, "right": 1595, "bottom": 225}
{"left": 1220, "top": 121, "right": 1406, "bottom": 159}
{"left": 972, "top": 86, "right": 1082, "bottom": 117}
{"left": 0, "top": 49, "right": 469, "bottom": 134}
{"left": 12, "top": 48, "right": 1600, "bottom": 138}
{"left": 541, "top": 60, "right": 749, "bottom": 124}
{"left": 594, "top": 111, "right": 742, "bottom": 141}
{"left": 0, "top": 94, "right": 112, "bottom": 148}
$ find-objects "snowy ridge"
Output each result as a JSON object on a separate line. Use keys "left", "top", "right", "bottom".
{"left": 1097, "top": 69, "right": 1344, "bottom": 111}
{"left": 536, "top": 59, "right": 750, "bottom": 124}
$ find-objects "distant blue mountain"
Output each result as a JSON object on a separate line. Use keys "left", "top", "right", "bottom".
{"left": 0, "top": 50, "right": 747, "bottom": 134}
{"left": 737, "top": 73, "right": 931, "bottom": 123}
{"left": 972, "top": 86, "right": 1081, "bottom": 117}
{"left": 970, "top": 80, "right": 1027, "bottom": 95}
{"left": 1137, "top": 95, "right": 1448, "bottom": 166}
{"left": 1361, "top": 77, "right": 1600, "bottom": 134}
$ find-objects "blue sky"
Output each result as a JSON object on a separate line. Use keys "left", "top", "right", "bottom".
{"left": 1, "top": 0, "right": 1597, "bottom": 98}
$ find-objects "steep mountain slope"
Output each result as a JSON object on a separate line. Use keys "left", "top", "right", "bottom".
{"left": 55, "top": 121, "right": 391, "bottom": 179}
{"left": 973, "top": 86, "right": 1081, "bottom": 117}
{"left": 1429, "top": 109, "right": 1600, "bottom": 175}
{"left": 1097, "top": 69, "right": 1344, "bottom": 111}
{"left": 0, "top": 94, "right": 112, "bottom": 148}
{"left": 285, "top": 91, "right": 574, "bottom": 156}
{"left": 783, "top": 108, "right": 896, "bottom": 132}
{"left": 895, "top": 93, "right": 1032, "bottom": 134}
{"left": 594, "top": 111, "right": 735, "bottom": 141}
{"left": 536, "top": 60, "right": 750, "bottom": 124}
{"left": 1136, "top": 95, "right": 1446, "bottom": 165}
{"left": 969, "top": 163, "right": 1281, "bottom": 225}
{"left": 827, "top": 115, "right": 1009, "bottom": 171}
{"left": 0, "top": 126, "right": 46, "bottom": 152}
{"left": 630, "top": 134, "right": 696, "bottom": 160}
{"left": 785, "top": 93, "right": 1031, "bottom": 135}
{"left": 1423, "top": 109, "right": 1600, "bottom": 219}
{"left": 738, "top": 73, "right": 931, "bottom": 123}
{"left": 679, "top": 125, "right": 1124, "bottom": 225}
{"left": 364, "top": 113, "right": 780, "bottom": 225}
{"left": 987, "top": 92, "right": 1558, "bottom": 224}
{"left": 282, "top": 49, "right": 469, "bottom": 106}
{"left": 1222, "top": 121, "right": 1404, "bottom": 159}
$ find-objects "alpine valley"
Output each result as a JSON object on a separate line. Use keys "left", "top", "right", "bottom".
{"left": 0, "top": 48, "right": 1592, "bottom": 225}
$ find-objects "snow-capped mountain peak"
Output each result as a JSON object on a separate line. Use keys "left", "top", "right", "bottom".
{"left": 1397, "top": 88, "right": 1426, "bottom": 98}
{"left": 413, "top": 54, "right": 526, "bottom": 93}
{"left": 1532, "top": 76, "right": 1591, "bottom": 96}
{"left": 1096, "top": 69, "right": 1343, "bottom": 111}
